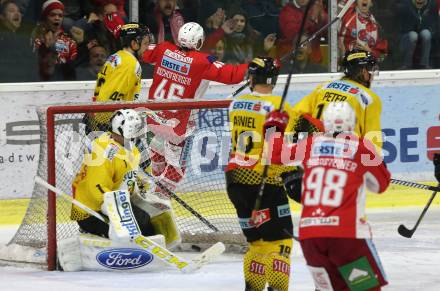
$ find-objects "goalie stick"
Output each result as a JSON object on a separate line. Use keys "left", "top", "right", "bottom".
{"left": 226, "top": 0, "right": 356, "bottom": 99}
{"left": 34, "top": 176, "right": 225, "bottom": 272}
{"left": 389, "top": 178, "right": 440, "bottom": 238}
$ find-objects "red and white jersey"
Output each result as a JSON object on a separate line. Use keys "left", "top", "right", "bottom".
{"left": 141, "top": 41, "right": 247, "bottom": 137}
{"left": 294, "top": 134, "right": 390, "bottom": 240}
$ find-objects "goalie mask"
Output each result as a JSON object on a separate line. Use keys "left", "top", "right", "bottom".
{"left": 248, "top": 57, "right": 280, "bottom": 90}
{"left": 323, "top": 102, "right": 356, "bottom": 133}
{"left": 341, "top": 49, "right": 378, "bottom": 88}
{"left": 178, "top": 22, "right": 205, "bottom": 50}
{"left": 110, "top": 109, "right": 145, "bottom": 139}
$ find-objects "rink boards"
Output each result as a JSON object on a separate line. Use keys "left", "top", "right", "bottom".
{"left": 1, "top": 182, "right": 439, "bottom": 226}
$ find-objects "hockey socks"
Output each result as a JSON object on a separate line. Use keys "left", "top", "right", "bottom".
{"left": 244, "top": 239, "right": 292, "bottom": 291}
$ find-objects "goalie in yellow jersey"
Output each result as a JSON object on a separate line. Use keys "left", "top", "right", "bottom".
{"left": 287, "top": 48, "right": 383, "bottom": 150}
{"left": 59, "top": 109, "right": 181, "bottom": 272}
{"left": 226, "top": 57, "right": 296, "bottom": 291}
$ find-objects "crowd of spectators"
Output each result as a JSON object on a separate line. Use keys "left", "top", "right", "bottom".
{"left": 0, "top": 0, "right": 439, "bottom": 83}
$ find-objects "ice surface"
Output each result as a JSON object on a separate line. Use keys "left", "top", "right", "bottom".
{"left": 1, "top": 208, "right": 440, "bottom": 291}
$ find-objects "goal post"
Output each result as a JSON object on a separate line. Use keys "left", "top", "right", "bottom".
{"left": 3, "top": 99, "right": 248, "bottom": 270}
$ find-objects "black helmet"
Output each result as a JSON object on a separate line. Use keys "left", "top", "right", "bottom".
{"left": 248, "top": 57, "right": 280, "bottom": 88}
{"left": 120, "top": 23, "right": 150, "bottom": 48}
{"left": 341, "top": 49, "right": 378, "bottom": 87}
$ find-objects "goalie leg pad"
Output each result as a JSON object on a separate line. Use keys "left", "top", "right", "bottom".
{"left": 101, "top": 190, "right": 142, "bottom": 242}
{"left": 150, "top": 210, "right": 182, "bottom": 249}
{"left": 58, "top": 233, "right": 168, "bottom": 272}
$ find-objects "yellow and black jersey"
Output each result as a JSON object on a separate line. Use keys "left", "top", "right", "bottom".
{"left": 71, "top": 132, "right": 140, "bottom": 221}
{"left": 287, "top": 78, "right": 383, "bottom": 150}
{"left": 226, "top": 93, "right": 295, "bottom": 186}
{"left": 94, "top": 49, "right": 142, "bottom": 102}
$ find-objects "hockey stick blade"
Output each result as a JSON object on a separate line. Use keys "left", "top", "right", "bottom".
{"left": 397, "top": 188, "right": 439, "bottom": 239}
{"left": 191, "top": 242, "right": 226, "bottom": 270}
{"left": 397, "top": 224, "right": 414, "bottom": 238}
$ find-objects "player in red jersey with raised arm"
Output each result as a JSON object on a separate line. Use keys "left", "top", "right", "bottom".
{"left": 140, "top": 22, "right": 247, "bottom": 201}
{"left": 281, "top": 102, "right": 390, "bottom": 291}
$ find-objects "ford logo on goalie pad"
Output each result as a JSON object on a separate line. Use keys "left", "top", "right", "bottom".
{"left": 96, "top": 248, "right": 153, "bottom": 270}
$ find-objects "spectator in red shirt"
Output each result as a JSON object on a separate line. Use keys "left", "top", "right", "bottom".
{"left": 278, "top": 0, "right": 328, "bottom": 64}
{"left": 338, "top": 0, "right": 388, "bottom": 62}
{"left": 31, "top": 0, "right": 78, "bottom": 80}
{"left": 141, "top": 0, "right": 185, "bottom": 44}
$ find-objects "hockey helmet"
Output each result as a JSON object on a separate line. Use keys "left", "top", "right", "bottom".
{"left": 120, "top": 22, "right": 151, "bottom": 48}
{"left": 178, "top": 22, "right": 205, "bottom": 50}
{"left": 341, "top": 49, "right": 378, "bottom": 87}
{"left": 110, "top": 109, "right": 145, "bottom": 139}
{"left": 248, "top": 57, "right": 280, "bottom": 87}
{"left": 323, "top": 102, "right": 356, "bottom": 133}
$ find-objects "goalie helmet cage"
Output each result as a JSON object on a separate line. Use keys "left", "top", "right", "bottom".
{"left": 4, "top": 99, "right": 248, "bottom": 271}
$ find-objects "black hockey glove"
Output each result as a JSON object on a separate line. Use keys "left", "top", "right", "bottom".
{"left": 281, "top": 168, "right": 303, "bottom": 203}
{"left": 434, "top": 153, "right": 440, "bottom": 183}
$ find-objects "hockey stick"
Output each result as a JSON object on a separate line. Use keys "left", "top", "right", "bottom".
{"left": 251, "top": 0, "right": 355, "bottom": 222}
{"left": 388, "top": 178, "right": 440, "bottom": 238}
{"left": 138, "top": 171, "right": 220, "bottom": 232}
{"left": 390, "top": 178, "right": 440, "bottom": 192}
{"left": 252, "top": 0, "right": 317, "bottom": 220}
{"left": 397, "top": 188, "right": 438, "bottom": 238}
{"left": 226, "top": 0, "right": 356, "bottom": 99}
{"left": 34, "top": 176, "right": 225, "bottom": 272}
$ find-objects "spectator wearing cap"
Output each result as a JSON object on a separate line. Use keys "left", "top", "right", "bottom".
{"left": 141, "top": 0, "right": 185, "bottom": 44}
{"left": 0, "top": 0, "right": 38, "bottom": 82}
{"left": 31, "top": 0, "right": 78, "bottom": 80}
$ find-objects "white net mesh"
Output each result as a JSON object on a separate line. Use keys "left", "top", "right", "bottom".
{"left": 4, "top": 100, "right": 246, "bottom": 268}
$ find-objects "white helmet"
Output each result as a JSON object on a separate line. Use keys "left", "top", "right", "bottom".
{"left": 323, "top": 102, "right": 356, "bottom": 133}
{"left": 178, "top": 22, "right": 205, "bottom": 50}
{"left": 111, "top": 109, "right": 145, "bottom": 139}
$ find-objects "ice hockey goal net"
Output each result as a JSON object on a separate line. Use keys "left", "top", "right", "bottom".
{"left": 2, "top": 99, "right": 247, "bottom": 270}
